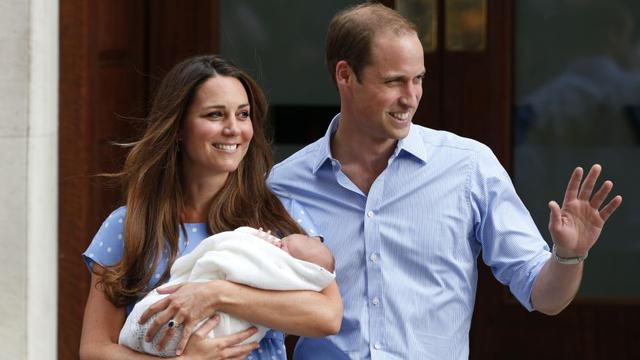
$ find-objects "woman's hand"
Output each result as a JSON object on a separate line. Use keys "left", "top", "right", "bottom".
{"left": 181, "top": 316, "right": 259, "bottom": 360}
{"left": 139, "top": 280, "right": 228, "bottom": 355}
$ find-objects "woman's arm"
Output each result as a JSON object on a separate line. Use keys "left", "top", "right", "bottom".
{"left": 79, "top": 270, "right": 163, "bottom": 360}
{"left": 80, "top": 266, "right": 259, "bottom": 360}
{"left": 216, "top": 280, "right": 343, "bottom": 335}
{"left": 141, "top": 280, "right": 343, "bottom": 355}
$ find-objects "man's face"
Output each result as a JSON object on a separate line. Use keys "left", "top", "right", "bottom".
{"left": 348, "top": 32, "right": 425, "bottom": 142}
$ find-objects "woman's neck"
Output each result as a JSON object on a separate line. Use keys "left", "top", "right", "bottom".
{"left": 181, "top": 172, "right": 228, "bottom": 222}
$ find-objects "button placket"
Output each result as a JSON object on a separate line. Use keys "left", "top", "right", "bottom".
{"left": 364, "top": 172, "right": 386, "bottom": 359}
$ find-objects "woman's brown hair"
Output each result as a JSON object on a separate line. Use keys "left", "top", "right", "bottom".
{"left": 99, "top": 55, "right": 304, "bottom": 306}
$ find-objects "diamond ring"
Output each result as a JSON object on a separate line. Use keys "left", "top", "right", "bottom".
{"left": 167, "top": 319, "right": 181, "bottom": 328}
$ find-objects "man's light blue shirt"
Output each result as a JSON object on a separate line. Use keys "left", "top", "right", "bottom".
{"left": 268, "top": 115, "right": 551, "bottom": 360}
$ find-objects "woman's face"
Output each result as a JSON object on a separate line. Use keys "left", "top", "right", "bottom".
{"left": 180, "top": 75, "right": 254, "bottom": 181}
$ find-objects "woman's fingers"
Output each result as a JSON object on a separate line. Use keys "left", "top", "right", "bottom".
{"left": 139, "top": 295, "right": 170, "bottom": 325}
{"left": 217, "top": 327, "right": 258, "bottom": 348}
{"left": 176, "top": 315, "right": 220, "bottom": 356}
{"left": 156, "top": 282, "right": 184, "bottom": 294}
{"left": 195, "top": 314, "right": 220, "bottom": 337}
{"left": 155, "top": 326, "right": 176, "bottom": 352}
{"left": 144, "top": 312, "right": 175, "bottom": 342}
{"left": 214, "top": 328, "right": 259, "bottom": 360}
{"left": 219, "top": 341, "right": 260, "bottom": 359}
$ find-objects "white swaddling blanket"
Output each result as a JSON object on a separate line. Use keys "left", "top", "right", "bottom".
{"left": 118, "top": 226, "right": 335, "bottom": 357}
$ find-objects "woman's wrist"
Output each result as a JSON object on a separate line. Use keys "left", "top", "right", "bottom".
{"left": 205, "top": 279, "right": 235, "bottom": 312}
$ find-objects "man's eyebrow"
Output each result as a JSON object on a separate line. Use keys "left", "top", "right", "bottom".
{"left": 382, "top": 71, "right": 425, "bottom": 82}
{"left": 382, "top": 74, "right": 408, "bottom": 82}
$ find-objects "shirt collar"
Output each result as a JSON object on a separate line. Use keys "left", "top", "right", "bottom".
{"left": 311, "top": 114, "right": 429, "bottom": 174}
{"left": 312, "top": 113, "right": 340, "bottom": 174}
{"left": 396, "top": 123, "right": 429, "bottom": 164}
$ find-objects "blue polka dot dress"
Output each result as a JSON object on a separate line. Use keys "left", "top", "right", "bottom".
{"left": 83, "top": 200, "right": 320, "bottom": 359}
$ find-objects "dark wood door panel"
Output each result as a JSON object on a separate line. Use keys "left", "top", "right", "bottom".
{"left": 59, "top": 0, "right": 145, "bottom": 358}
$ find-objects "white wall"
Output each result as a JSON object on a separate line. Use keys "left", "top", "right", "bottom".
{"left": 0, "top": 0, "right": 59, "bottom": 358}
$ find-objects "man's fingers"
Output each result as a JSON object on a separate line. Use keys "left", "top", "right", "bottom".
{"left": 599, "top": 195, "right": 623, "bottom": 222}
{"left": 590, "top": 180, "right": 613, "bottom": 209}
{"left": 563, "top": 167, "right": 583, "bottom": 205}
{"left": 218, "top": 327, "right": 258, "bottom": 347}
{"left": 577, "top": 164, "right": 601, "bottom": 201}
{"left": 548, "top": 200, "right": 562, "bottom": 232}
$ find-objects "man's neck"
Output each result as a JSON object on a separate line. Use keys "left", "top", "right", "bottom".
{"left": 331, "top": 121, "right": 397, "bottom": 195}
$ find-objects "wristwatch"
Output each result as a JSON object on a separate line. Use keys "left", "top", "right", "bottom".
{"left": 552, "top": 244, "right": 588, "bottom": 265}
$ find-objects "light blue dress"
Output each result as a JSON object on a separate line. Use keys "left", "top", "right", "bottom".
{"left": 83, "top": 199, "right": 319, "bottom": 360}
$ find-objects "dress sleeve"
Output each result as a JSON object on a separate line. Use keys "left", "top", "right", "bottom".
{"left": 82, "top": 206, "right": 127, "bottom": 272}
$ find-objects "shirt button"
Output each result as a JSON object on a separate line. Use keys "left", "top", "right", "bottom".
{"left": 367, "top": 210, "right": 375, "bottom": 218}
{"left": 372, "top": 297, "right": 380, "bottom": 306}
{"left": 374, "top": 342, "right": 382, "bottom": 350}
{"left": 370, "top": 253, "right": 378, "bottom": 262}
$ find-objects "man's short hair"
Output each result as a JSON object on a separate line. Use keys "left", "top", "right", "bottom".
{"left": 325, "top": 2, "right": 417, "bottom": 84}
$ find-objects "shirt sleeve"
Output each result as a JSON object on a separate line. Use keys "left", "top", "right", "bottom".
{"left": 469, "top": 145, "right": 551, "bottom": 311}
{"left": 82, "top": 206, "right": 127, "bottom": 272}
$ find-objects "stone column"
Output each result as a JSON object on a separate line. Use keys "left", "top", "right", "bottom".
{"left": 0, "top": 0, "right": 59, "bottom": 358}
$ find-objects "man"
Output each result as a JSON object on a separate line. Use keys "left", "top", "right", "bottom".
{"left": 268, "top": 3, "right": 622, "bottom": 359}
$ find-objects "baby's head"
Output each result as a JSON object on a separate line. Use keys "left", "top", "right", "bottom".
{"left": 253, "top": 228, "right": 335, "bottom": 272}
{"left": 281, "top": 234, "right": 335, "bottom": 273}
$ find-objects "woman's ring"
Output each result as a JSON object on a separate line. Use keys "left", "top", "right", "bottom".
{"left": 167, "top": 319, "right": 180, "bottom": 328}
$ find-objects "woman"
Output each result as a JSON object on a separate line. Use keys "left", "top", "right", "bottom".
{"left": 79, "top": 55, "right": 342, "bottom": 360}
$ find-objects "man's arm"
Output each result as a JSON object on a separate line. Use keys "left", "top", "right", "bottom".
{"left": 530, "top": 164, "right": 621, "bottom": 315}
{"left": 530, "top": 256, "right": 583, "bottom": 315}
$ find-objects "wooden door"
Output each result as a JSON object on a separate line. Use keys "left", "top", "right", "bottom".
{"left": 58, "top": 1, "right": 218, "bottom": 358}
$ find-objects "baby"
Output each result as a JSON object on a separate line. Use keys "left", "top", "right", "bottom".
{"left": 118, "top": 227, "right": 335, "bottom": 357}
